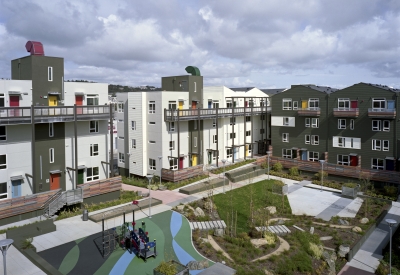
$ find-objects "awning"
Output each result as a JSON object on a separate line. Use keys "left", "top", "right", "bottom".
{"left": 349, "top": 153, "right": 358, "bottom": 156}
{"left": 291, "top": 147, "right": 298, "bottom": 150}
{"left": 8, "top": 91, "right": 22, "bottom": 95}
{"left": 385, "top": 157, "right": 395, "bottom": 160}
{"left": 75, "top": 92, "right": 85, "bottom": 95}
{"left": 49, "top": 170, "right": 62, "bottom": 174}
{"left": 48, "top": 92, "right": 61, "bottom": 95}
{"left": 300, "top": 148, "right": 308, "bottom": 151}
{"left": 77, "top": 165, "right": 86, "bottom": 170}
{"left": 10, "top": 175, "right": 24, "bottom": 181}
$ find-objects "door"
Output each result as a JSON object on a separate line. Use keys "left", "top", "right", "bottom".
{"left": 192, "top": 101, "right": 197, "bottom": 109}
{"left": 208, "top": 101, "right": 212, "bottom": 109}
{"left": 301, "top": 100, "right": 308, "bottom": 109}
{"left": 178, "top": 101, "right": 183, "bottom": 116}
{"left": 179, "top": 157, "right": 184, "bottom": 169}
{"left": 192, "top": 155, "right": 197, "bottom": 166}
{"left": 387, "top": 100, "right": 395, "bottom": 110}
{"left": 50, "top": 173, "right": 61, "bottom": 190}
{"left": 350, "top": 156, "right": 358, "bottom": 167}
{"left": 386, "top": 159, "right": 394, "bottom": 171}
{"left": 11, "top": 180, "right": 22, "bottom": 198}
{"left": 75, "top": 95, "right": 83, "bottom": 114}
{"left": 350, "top": 100, "right": 358, "bottom": 109}
{"left": 245, "top": 145, "right": 249, "bottom": 157}
{"left": 301, "top": 151, "right": 307, "bottom": 160}
{"left": 10, "top": 95, "right": 19, "bottom": 117}
{"left": 48, "top": 95, "right": 58, "bottom": 106}
{"left": 208, "top": 152, "right": 212, "bottom": 164}
{"left": 77, "top": 169, "right": 84, "bottom": 185}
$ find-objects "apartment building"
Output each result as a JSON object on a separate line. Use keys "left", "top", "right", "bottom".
{"left": 0, "top": 41, "right": 112, "bottom": 200}
{"left": 117, "top": 68, "right": 270, "bottom": 180}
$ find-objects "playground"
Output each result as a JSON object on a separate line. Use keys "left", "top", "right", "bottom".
{"left": 38, "top": 210, "right": 212, "bottom": 275}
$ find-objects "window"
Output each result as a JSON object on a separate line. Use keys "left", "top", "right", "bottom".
{"left": 245, "top": 116, "right": 251, "bottom": 122}
{"left": 131, "top": 121, "right": 136, "bottom": 130}
{"left": 0, "top": 93, "right": 4, "bottom": 108}
{"left": 89, "top": 121, "right": 99, "bottom": 133}
{"left": 149, "top": 122, "right": 156, "bottom": 125}
{"left": 283, "top": 117, "right": 289, "bottom": 126}
{"left": 90, "top": 144, "right": 99, "bottom": 156}
{"left": 248, "top": 144, "right": 252, "bottom": 154}
{"left": 149, "top": 101, "right": 155, "bottom": 114}
{"left": 230, "top": 117, "right": 236, "bottom": 125}
{"left": 149, "top": 141, "right": 156, "bottom": 144}
{"left": 383, "top": 120, "right": 390, "bottom": 131}
{"left": 311, "top": 135, "right": 319, "bottom": 145}
{"left": 260, "top": 129, "right": 265, "bottom": 134}
{"left": 338, "top": 98, "right": 350, "bottom": 109}
{"left": 169, "top": 141, "right": 175, "bottom": 150}
{"left": 229, "top": 133, "right": 236, "bottom": 139}
{"left": 149, "top": 158, "right": 156, "bottom": 170}
{"left": 168, "top": 122, "right": 175, "bottom": 132}
{"left": 194, "top": 82, "right": 197, "bottom": 92}
{"left": 0, "top": 155, "right": 6, "bottom": 169}
{"left": 333, "top": 136, "right": 361, "bottom": 149}
{"left": 0, "top": 126, "right": 6, "bottom": 141}
{"left": 87, "top": 167, "right": 99, "bottom": 181}
{"left": 227, "top": 148, "right": 233, "bottom": 158}
{"left": 87, "top": 95, "right": 99, "bottom": 105}
{"left": 213, "top": 135, "right": 218, "bottom": 143}
{"left": 293, "top": 101, "right": 298, "bottom": 110}
{"left": 119, "top": 153, "right": 125, "bottom": 163}
{"left": 383, "top": 140, "right": 389, "bottom": 151}
{"left": 246, "top": 130, "right": 251, "bottom": 137}
{"left": 48, "top": 67, "right": 53, "bottom": 81}
{"left": 194, "top": 137, "right": 197, "bottom": 147}
{"left": 0, "top": 182, "right": 7, "bottom": 200}
{"left": 226, "top": 101, "right": 233, "bottom": 108}
{"left": 311, "top": 118, "right": 319, "bottom": 128}
{"left": 337, "top": 155, "right": 350, "bottom": 165}
{"left": 338, "top": 119, "right": 346, "bottom": 129}
{"left": 350, "top": 119, "right": 354, "bottom": 130}
{"left": 372, "top": 98, "right": 386, "bottom": 110}
{"left": 168, "top": 101, "right": 177, "bottom": 110}
{"left": 49, "top": 123, "right": 54, "bottom": 137}
{"left": 282, "top": 149, "right": 292, "bottom": 159}
{"left": 49, "top": 148, "right": 54, "bottom": 163}
{"left": 131, "top": 139, "right": 136, "bottom": 149}
{"left": 309, "top": 98, "right": 319, "bottom": 109}
{"left": 194, "top": 121, "right": 197, "bottom": 130}
{"left": 118, "top": 102, "right": 124, "bottom": 113}
{"left": 372, "top": 158, "right": 384, "bottom": 170}
{"left": 305, "top": 118, "right": 310, "bottom": 127}
{"left": 372, "top": 120, "right": 381, "bottom": 131}
{"left": 308, "top": 151, "right": 319, "bottom": 162}
{"left": 305, "top": 135, "right": 310, "bottom": 144}
{"left": 169, "top": 158, "right": 178, "bottom": 170}
{"left": 372, "top": 139, "right": 381, "bottom": 151}
{"left": 338, "top": 137, "right": 344, "bottom": 147}
{"left": 212, "top": 151, "right": 218, "bottom": 160}
{"left": 283, "top": 98, "right": 292, "bottom": 110}
{"left": 212, "top": 119, "right": 216, "bottom": 127}
{"left": 282, "top": 133, "right": 289, "bottom": 142}
{"left": 212, "top": 101, "right": 219, "bottom": 109}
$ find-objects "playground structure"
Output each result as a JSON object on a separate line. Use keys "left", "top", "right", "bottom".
{"left": 100, "top": 209, "right": 157, "bottom": 262}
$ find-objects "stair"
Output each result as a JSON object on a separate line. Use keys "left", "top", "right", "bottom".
{"left": 44, "top": 188, "right": 83, "bottom": 218}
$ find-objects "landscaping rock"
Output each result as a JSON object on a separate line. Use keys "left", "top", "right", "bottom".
{"left": 360, "top": 218, "right": 369, "bottom": 224}
{"left": 221, "top": 261, "right": 226, "bottom": 265}
{"left": 338, "top": 245, "right": 350, "bottom": 258}
{"left": 320, "top": 236, "right": 333, "bottom": 241}
{"left": 187, "top": 260, "right": 209, "bottom": 270}
{"left": 266, "top": 206, "right": 276, "bottom": 214}
{"left": 176, "top": 205, "right": 185, "bottom": 211}
{"left": 338, "top": 219, "right": 349, "bottom": 225}
{"left": 194, "top": 207, "right": 205, "bottom": 217}
{"left": 214, "top": 228, "right": 224, "bottom": 237}
{"left": 277, "top": 219, "right": 285, "bottom": 225}
{"left": 187, "top": 205, "right": 195, "bottom": 212}
{"left": 310, "top": 227, "right": 314, "bottom": 234}
{"left": 352, "top": 226, "right": 362, "bottom": 233}
{"left": 251, "top": 238, "right": 268, "bottom": 248}
{"left": 323, "top": 251, "right": 337, "bottom": 275}
{"left": 204, "top": 200, "right": 216, "bottom": 212}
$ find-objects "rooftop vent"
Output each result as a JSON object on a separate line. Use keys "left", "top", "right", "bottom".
{"left": 185, "top": 66, "right": 201, "bottom": 76}
{"left": 25, "top": 41, "right": 44, "bottom": 56}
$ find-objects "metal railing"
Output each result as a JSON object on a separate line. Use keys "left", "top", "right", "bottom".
{"left": 333, "top": 108, "right": 359, "bottom": 112}
{"left": 368, "top": 108, "right": 396, "bottom": 113}
{"left": 46, "top": 188, "right": 83, "bottom": 217}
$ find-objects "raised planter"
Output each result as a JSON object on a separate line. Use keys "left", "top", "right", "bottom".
{"left": 179, "top": 178, "right": 225, "bottom": 195}
{"left": 342, "top": 186, "right": 360, "bottom": 199}
{"left": 154, "top": 260, "right": 189, "bottom": 275}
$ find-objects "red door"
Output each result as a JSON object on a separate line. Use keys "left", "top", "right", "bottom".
{"left": 351, "top": 100, "right": 358, "bottom": 109}
{"left": 75, "top": 96, "right": 83, "bottom": 114}
{"left": 10, "top": 96, "right": 19, "bottom": 117}
{"left": 350, "top": 156, "right": 358, "bottom": 167}
{"left": 192, "top": 101, "right": 197, "bottom": 109}
{"left": 50, "top": 173, "right": 61, "bottom": 190}
{"left": 179, "top": 157, "right": 184, "bottom": 169}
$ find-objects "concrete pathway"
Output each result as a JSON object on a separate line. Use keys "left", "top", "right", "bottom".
{"left": 207, "top": 235, "right": 234, "bottom": 262}
{"left": 251, "top": 236, "right": 290, "bottom": 262}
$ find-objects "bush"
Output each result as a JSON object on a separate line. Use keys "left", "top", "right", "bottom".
{"left": 343, "top": 182, "right": 357, "bottom": 188}
{"left": 288, "top": 167, "right": 299, "bottom": 176}
{"left": 309, "top": 242, "right": 323, "bottom": 259}
{"left": 21, "top": 237, "right": 34, "bottom": 250}
{"left": 314, "top": 171, "right": 328, "bottom": 181}
{"left": 384, "top": 185, "right": 398, "bottom": 197}
{"left": 154, "top": 261, "right": 177, "bottom": 275}
{"left": 273, "top": 162, "right": 283, "bottom": 172}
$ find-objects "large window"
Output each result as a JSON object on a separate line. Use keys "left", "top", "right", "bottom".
{"left": 90, "top": 121, "right": 99, "bottom": 133}
{"left": 119, "top": 153, "right": 125, "bottom": 163}
{"left": 309, "top": 98, "right": 319, "bottom": 109}
{"left": 311, "top": 135, "right": 319, "bottom": 145}
{"left": 282, "top": 149, "right": 292, "bottom": 159}
{"left": 282, "top": 133, "right": 289, "bottom": 142}
{"left": 168, "top": 101, "right": 177, "bottom": 110}
{"left": 118, "top": 102, "right": 124, "bottom": 113}
{"left": 337, "top": 155, "right": 350, "bottom": 165}
{"left": 169, "top": 158, "right": 178, "bottom": 170}
{"left": 312, "top": 118, "right": 319, "bottom": 128}
{"left": 149, "top": 101, "right": 155, "bottom": 114}
{"left": 372, "top": 98, "right": 386, "bottom": 110}
{"left": 0, "top": 182, "right": 7, "bottom": 200}
{"left": 90, "top": 144, "right": 99, "bottom": 156}
{"left": 169, "top": 141, "right": 175, "bottom": 150}
{"left": 333, "top": 136, "right": 361, "bottom": 149}
{"left": 282, "top": 98, "right": 292, "bottom": 110}
{"left": 371, "top": 158, "right": 384, "bottom": 170}
{"left": 0, "top": 155, "right": 6, "bottom": 169}
{"left": 0, "top": 126, "right": 6, "bottom": 141}
{"left": 87, "top": 167, "right": 99, "bottom": 181}
{"left": 149, "top": 158, "right": 156, "bottom": 170}
{"left": 49, "top": 148, "right": 54, "bottom": 163}
{"left": 308, "top": 151, "right": 319, "bottom": 162}
{"left": 338, "top": 119, "right": 346, "bottom": 129}
{"left": 87, "top": 95, "right": 99, "bottom": 105}
{"left": 338, "top": 98, "right": 350, "bottom": 109}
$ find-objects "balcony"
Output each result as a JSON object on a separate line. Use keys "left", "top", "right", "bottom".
{"left": 368, "top": 108, "right": 396, "bottom": 119}
{"left": 164, "top": 106, "right": 271, "bottom": 122}
{"left": 297, "top": 107, "right": 320, "bottom": 117}
{"left": 333, "top": 108, "right": 359, "bottom": 118}
{"left": 0, "top": 105, "right": 111, "bottom": 125}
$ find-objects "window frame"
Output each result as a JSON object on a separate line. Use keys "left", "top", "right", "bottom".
{"left": 131, "top": 139, "right": 136, "bottom": 149}
{"left": 372, "top": 120, "right": 381, "bottom": 131}
{"left": 0, "top": 182, "right": 7, "bottom": 200}
{"left": 49, "top": 148, "right": 54, "bottom": 163}
{"left": 86, "top": 167, "right": 99, "bottom": 181}
{"left": 213, "top": 135, "right": 218, "bottom": 143}
{"left": 338, "top": 119, "right": 346, "bottom": 129}
{"left": 0, "top": 155, "right": 6, "bottom": 170}
{"left": 311, "top": 135, "right": 319, "bottom": 145}
{"left": 305, "top": 118, "right": 310, "bottom": 127}
{"left": 226, "top": 148, "right": 233, "bottom": 158}
{"left": 169, "top": 158, "right": 178, "bottom": 170}
{"left": 169, "top": 141, "right": 175, "bottom": 150}
{"left": 337, "top": 154, "right": 350, "bottom": 166}
{"left": 293, "top": 101, "right": 298, "bottom": 110}
{"left": 311, "top": 118, "right": 319, "bottom": 128}
{"left": 372, "top": 139, "right": 381, "bottom": 151}
{"left": 119, "top": 152, "right": 125, "bottom": 163}
{"left": 118, "top": 102, "right": 124, "bottom": 113}
{"left": 168, "top": 122, "right": 175, "bottom": 132}
{"left": 212, "top": 119, "right": 216, "bottom": 127}
{"left": 245, "top": 130, "right": 251, "bottom": 137}
{"left": 308, "top": 151, "right": 319, "bottom": 162}
{"left": 48, "top": 66, "right": 53, "bottom": 81}
{"left": 245, "top": 116, "right": 251, "bottom": 122}
{"left": 229, "top": 117, "right": 236, "bottom": 125}
{"left": 131, "top": 121, "right": 136, "bottom": 130}
{"left": 338, "top": 98, "right": 350, "bottom": 109}
{"left": 308, "top": 98, "right": 319, "bottom": 109}
{"left": 168, "top": 101, "right": 177, "bottom": 110}
{"left": 0, "top": 126, "right": 6, "bottom": 141}
{"left": 49, "top": 123, "right": 54, "bottom": 137}
{"left": 305, "top": 135, "right": 310, "bottom": 144}
{"left": 283, "top": 117, "right": 289, "bottom": 126}
{"left": 90, "top": 144, "right": 99, "bottom": 156}
{"left": 383, "top": 140, "right": 389, "bottom": 151}
{"left": 383, "top": 120, "right": 390, "bottom": 132}
{"left": 282, "top": 133, "right": 289, "bottom": 142}
{"left": 86, "top": 95, "right": 99, "bottom": 106}
{"left": 194, "top": 137, "right": 197, "bottom": 147}
{"left": 372, "top": 98, "right": 386, "bottom": 110}
{"left": 350, "top": 119, "right": 354, "bottom": 130}
{"left": 149, "top": 158, "right": 156, "bottom": 170}
{"left": 148, "top": 101, "right": 155, "bottom": 114}
{"left": 282, "top": 98, "right": 292, "bottom": 110}
{"left": 282, "top": 149, "right": 292, "bottom": 159}
{"left": 371, "top": 158, "right": 384, "bottom": 170}
{"left": 229, "top": 133, "right": 236, "bottom": 139}
{"left": 89, "top": 121, "right": 99, "bottom": 133}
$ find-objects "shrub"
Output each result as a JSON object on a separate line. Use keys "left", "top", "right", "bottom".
{"left": 343, "top": 182, "right": 357, "bottom": 188}
{"left": 264, "top": 231, "right": 277, "bottom": 245}
{"left": 384, "top": 185, "right": 398, "bottom": 197}
{"left": 309, "top": 242, "right": 323, "bottom": 259}
{"left": 314, "top": 171, "right": 328, "bottom": 181}
{"left": 272, "top": 162, "right": 283, "bottom": 172}
{"left": 288, "top": 166, "right": 299, "bottom": 176}
{"left": 21, "top": 237, "right": 34, "bottom": 250}
{"left": 154, "top": 261, "right": 178, "bottom": 275}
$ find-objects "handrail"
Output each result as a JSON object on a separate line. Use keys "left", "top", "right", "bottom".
{"left": 165, "top": 106, "right": 270, "bottom": 119}
{"left": 333, "top": 108, "right": 359, "bottom": 112}
{"left": 46, "top": 188, "right": 83, "bottom": 217}
{"left": 368, "top": 108, "right": 396, "bottom": 112}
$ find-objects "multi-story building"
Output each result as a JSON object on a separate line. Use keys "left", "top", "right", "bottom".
{"left": 0, "top": 41, "right": 112, "bottom": 200}
{"left": 117, "top": 68, "right": 270, "bottom": 180}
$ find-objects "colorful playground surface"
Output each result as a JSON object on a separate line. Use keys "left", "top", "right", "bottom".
{"left": 38, "top": 210, "right": 213, "bottom": 275}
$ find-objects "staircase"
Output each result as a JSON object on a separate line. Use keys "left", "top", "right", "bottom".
{"left": 44, "top": 188, "right": 83, "bottom": 218}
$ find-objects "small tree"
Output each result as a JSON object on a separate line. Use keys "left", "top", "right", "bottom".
{"left": 359, "top": 172, "right": 372, "bottom": 216}
{"left": 273, "top": 162, "right": 283, "bottom": 172}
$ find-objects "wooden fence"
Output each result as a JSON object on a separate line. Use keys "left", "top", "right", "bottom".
{"left": 161, "top": 165, "right": 205, "bottom": 182}
{"left": 78, "top": 176, "right": 122, "bottom": 198}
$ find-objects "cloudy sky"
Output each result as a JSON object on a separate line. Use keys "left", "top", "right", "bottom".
{"left": 0, "top": 0, "right": 400, "bottom": 89}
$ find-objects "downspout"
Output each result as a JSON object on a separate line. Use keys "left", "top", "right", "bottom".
{"left": 110, "top": 104, "right": 114, "bottom": 178}
{"left": 326, "top": 93, "right": 330, "bottom": 156}
{"left": 31, "top": 105, "right": 36, "bottom": 193}
{"left": 216, "top": 107, "right": 219, "bottom": 167}
{"left": 395, "top": 93, "right": 398, "bottom": 169}
{"left": 231, "top": 97, "right": 234, "bottom": 163}
{"left": 244, "top": 97, "right": 246, "bottom": 160}
{"left": 251, "top": 99, "right": 254, "bottom": 158}
{"left": 177, "top": 110, "right": 180, "bottom": 169}
{"left": 74, "top": 104, "right": 78, "bottom": 189}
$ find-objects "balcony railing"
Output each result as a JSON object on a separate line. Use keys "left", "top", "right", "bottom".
{"left": 368, "top": 108, "right": 396, "bottom": 119}
{"left": 333, "top": 108, "right": 359, "bottom": 117}
{"left": 297, "top": 107, "right": 320, "bottom": 116}
{"left": 0, "top": 105, "right": 111, "bottom": 125}
{"left": 164, "top": 106, "right": 271, "bottom": 121}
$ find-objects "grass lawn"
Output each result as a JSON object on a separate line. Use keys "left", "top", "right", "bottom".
{"left": 213, "top": 179, "right": 291, "bottom": 234}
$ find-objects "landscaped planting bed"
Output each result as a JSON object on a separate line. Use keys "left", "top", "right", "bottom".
{"left": 178, "top": 178, "right": 225, "bottom": 195}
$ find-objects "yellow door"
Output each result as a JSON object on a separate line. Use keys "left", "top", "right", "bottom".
{"left": 49, "top": 96, "right": 58, "bottom": 106}
{"left": 192, "top": 155, "right": 197, "bottom": 166}
{"left": 301, "top": 100, "right": 308, "bottom": 109}
{"left": 245, "top": 145, "right": 249, "bottom": 157}
{"left": 178, "top": 101, "right": 183, "bottom": 110}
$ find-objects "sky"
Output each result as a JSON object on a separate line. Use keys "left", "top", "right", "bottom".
{"left": 0, "top": 0, "right": 400, "bottom": 89}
